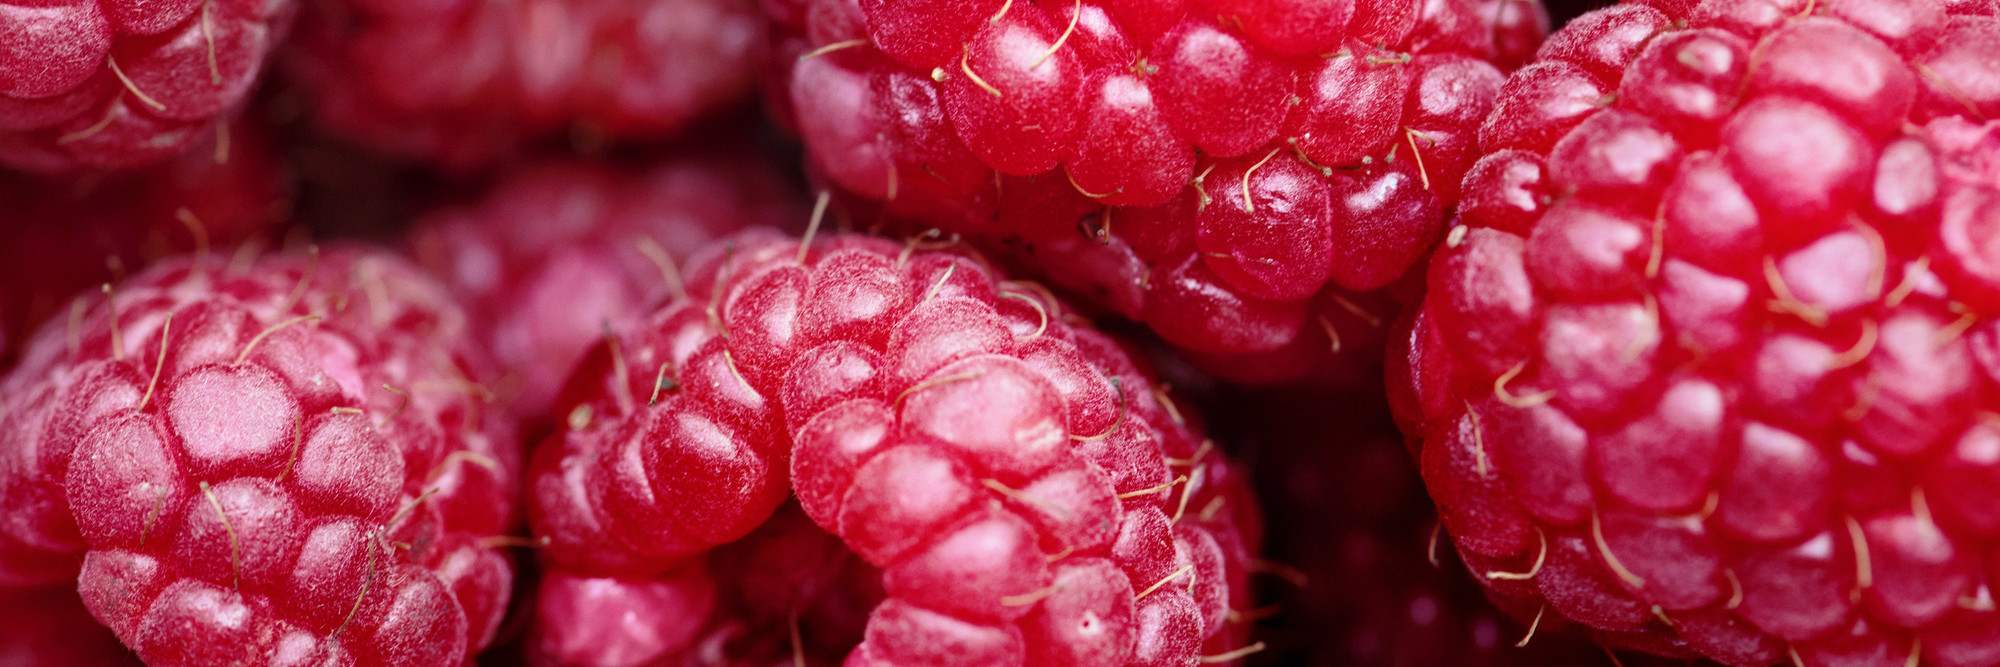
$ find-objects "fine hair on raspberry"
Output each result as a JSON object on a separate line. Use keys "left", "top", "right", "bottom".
{"left": 528, "top": 225, "right": 1267, "bottom": 665}
{"left": 1404, "top": 1, "right": 2000, "bottom": 665}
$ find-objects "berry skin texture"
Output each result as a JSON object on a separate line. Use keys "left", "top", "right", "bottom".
{"left": 529, "top": 566, "right": 720, "bottom": 666}
{"left": 0, "top": 0, "right": 296, "bottom": 172}
{"left": 410, "top": 155, "right": 803, "bottom": 422}
{"left": 1406, "top": 2, "right": 2000, "bottom": 665}
{"left": 289, "top": 0, "right": 766, "bottom": 169}
{"left": 766, "top": 0, "right": 1548, "bottom": 383}
{"left": 529, "top": 229, "right": 1264, "bottom": 665}
{"left": 0, "top": 248, "right": 520, "bottom": 664}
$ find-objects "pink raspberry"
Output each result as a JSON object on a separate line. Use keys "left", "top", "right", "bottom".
{"left": 1405, "top": 2, "right": 2000, "bottom": 664}
{"left": 0, "top": 115, "right": 290, "bottom": 371}
{"left": 0, "top": 0, "right": 296, "bottom": 172}
{"left": 529, "top": 567, "right": 721, "bottom": 666}
{"left": 529, "top": 228, "right": 1266, "bottom": 665}
{"left": 288, "top": 0, "right": 767, "bottom": 169}
{"left": 410, "top": 154, "right": 804, "bottom": 423}
{"left": 0, "top": 247, "right": 520, "bottom": 664}
{"left": 764, "top": 0, "right": 1547, "bottom": 383}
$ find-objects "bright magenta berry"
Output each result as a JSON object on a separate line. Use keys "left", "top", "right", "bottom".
{"left": 530, "top": 228, "right": 1265, "bottom": 665}
{"left": 766, "top": 0, "right": 1548, "bottom": 382}
{"left": 1406, "top": 2, "right": 2000, "bottom": 664}
{"left": 0, "top": 248, "right": 520, "bottom": 665}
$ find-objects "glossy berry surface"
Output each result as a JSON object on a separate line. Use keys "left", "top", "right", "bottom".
{"left": 289, "top": 0, "right": 766, "bottom": 169}
{"left": 0, "top": 248, "right": 520, "bottom": 665}
{"left": 410, "top": 155, "right": 803, "bottom": 422}
{"left": 766, "top": 0, "right": 1547, "bottom": 383}
{"left": 529, "top": 228, "right": 1265, "bottom": 665}
{"left": 1404, "top": 2, "right": 2000, "bottom": 664}
{"left": 0, "top": 0, "right": 295, "bottom": 172}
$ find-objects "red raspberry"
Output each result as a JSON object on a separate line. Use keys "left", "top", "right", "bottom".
{"left": 765, "top": 0, "right": 1547, "bottom": 382}
{"left": 410, "top": 155, "right": 804, "bottom": 422}
{"left": 529, "top": 228, "right": 1266, "bottom": 665}
{"left": 0, "top": 115, "right": 290, "bottom": 370}
{"left": 0, "top": 248, "right": 520, "bottom": 664}
{"left": 0, "top": 585, "right": 139, "bottom": 665}
{"left": 1406, "top": 2, "right": 2000, "bottom": 664}
{"left": 0, "top": 0, "right": 295, "bottom": 172}
{"left": 288, "top": 0, "right": 766, "bottom": 169}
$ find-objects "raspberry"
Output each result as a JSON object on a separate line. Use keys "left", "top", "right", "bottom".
{"left": 529, "top": 566, "right": 720, "bottom": 666}
{"left": 0, "top": 115, "right": 289, "bottom": 370}
{"left": 0, "top": 0, "right": 295, "bottom": 172}
{"left": 410, "top": 155, "right": 804, "bottom": 422}
{"left": 0, "top": 247, "right": 520, "bottom": 664}
{"left": 0, "top": 585, "right": 139, "bottom": 665}
{"left": 764, "top": 0, "right": 1547, "bottom": 382}
{"left": 1406, "top": 2, "right": 2000, "bottom": 664}
{"left": 288, "top": 0, "right": 766, "bottom": 169}
{"left": 529, "top": 228, "right": 1266, "bottom": 664}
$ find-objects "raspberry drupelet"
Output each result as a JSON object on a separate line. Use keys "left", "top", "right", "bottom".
{"left": 0, "top": 0, "right": 296, "bottom": 172}
{"left": 0, "top": 248, "right": 520, "bottom": 664}
{"left": 1402, "top": 1, "right": 2000, "bottom": 665}
{"left": 288, "top": 0, "right": 766, "bottom": 169}
{"left": 765, "top": 0, "right": 1549, "bottom": 383}
{"left": 529, "top": 227, "right": 1266, "bottom": 665}
{"left": 410, "top": 155, "right": 804, "bottom": 424}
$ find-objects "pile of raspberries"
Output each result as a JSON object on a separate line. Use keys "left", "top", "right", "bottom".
{"left": 3, "top": 0, "right": 1998, "bottom": 665}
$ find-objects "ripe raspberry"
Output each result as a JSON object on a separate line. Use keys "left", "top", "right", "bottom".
{"left": 1406, "top": 2, "right": 2000, "bottom": 664}
{"left": 764, "top": 0, "right": 1548, "bottom": 382}
{"left": 0, "top": 247, "right": 520, "bottom": 664}
{"left": 529, "top": 228, "right": 1266, "bottom": 665}
{"left": 410, "top": 155, "right": 804, "bottom": 423}
{"left": 0, "top": 116, "right": 290, "bottom": 370}
{"left": 0, "top": 0, "right": 295, "bottom": 172}
{"left": 0, "top": 585, "right": 140, "bottom": 665}
{"left": 288, "top": 0, "right": 766, "bottom": 169}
